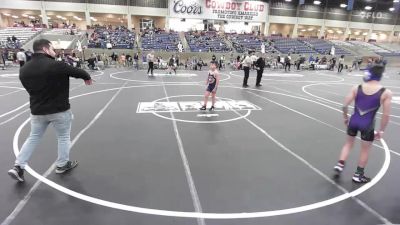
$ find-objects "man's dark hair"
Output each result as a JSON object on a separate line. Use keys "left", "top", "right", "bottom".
{"left": 33, "top": 39, "right": 51, "bottom": 53}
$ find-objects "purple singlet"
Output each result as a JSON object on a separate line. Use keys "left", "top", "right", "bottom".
{"left": 348, "top": 85, "right": 385, "bottom": 131}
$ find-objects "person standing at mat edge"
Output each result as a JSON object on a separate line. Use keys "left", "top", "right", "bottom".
{"left": 334, "top": 64, "right": 392, "bottom": 183}
{"left": 241, "top": 52, "right": 252, "bottom": 88}
{"left": 7, "top": 39, "right": 94, "bottom": 182}
{"left": 200, "top": 61, "right": 220, "bottom": 111}
{"left": 255, "top": 53, "right": 265, "bottom": 87}
{"left": 147, "top": 51, "right": 155, "bottom": 76}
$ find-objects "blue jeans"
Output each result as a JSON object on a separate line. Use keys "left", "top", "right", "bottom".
{"left": 16, "top": 110, "right": 73, "bottom": 169}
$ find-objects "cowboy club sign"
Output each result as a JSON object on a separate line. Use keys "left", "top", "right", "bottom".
{"left": 170, "top": 0, "right": 268, "bottom": 22}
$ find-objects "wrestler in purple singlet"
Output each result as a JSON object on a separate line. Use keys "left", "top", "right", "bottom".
{"left": 347, "top": 85, "right": 386, "bottom": 142}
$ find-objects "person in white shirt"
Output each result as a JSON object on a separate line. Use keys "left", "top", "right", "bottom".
{"left": 17, "top": 49, "right": 26, "bottom": 67}
{"left": 106, "top": 42, "right": 112, "bottom": 50}
{"left": 241, "top": 53, "right": 253, "bottom": 87}
{"left": 178, "top": 42, "right": 183, "bottom": 53}
{"left": 147, "top": 51, "right": 155, "bottom": 76}
{"left": 261, "top": 43, "right": 266, "bottom": 54}
{"left": 250, "top": 53, "right": 258, "bottom": 70}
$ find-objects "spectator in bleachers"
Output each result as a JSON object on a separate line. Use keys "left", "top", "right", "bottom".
{"left": 17, "top": 49, "right": 26, "bottom": 67}
{"left": 12, "top": 36, "right": 17, "bottom": 43}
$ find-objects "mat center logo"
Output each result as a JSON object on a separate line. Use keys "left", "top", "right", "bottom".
{"left": 137, "top": 95, "right": 261, "bottom": 123}
{"left": 173, "top": 0, "right": 202, "bottom": 15}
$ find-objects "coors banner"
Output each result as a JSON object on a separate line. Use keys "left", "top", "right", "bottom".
{"left": 170, "top": 0, "right": 268, "bottom": 22}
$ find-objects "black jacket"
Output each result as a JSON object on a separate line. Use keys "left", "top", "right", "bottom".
{"left": 20, "top": 53, "right": 91, "bottom": 115}
{"left": 255, "top": 57, "right": 266, "bottom": 70}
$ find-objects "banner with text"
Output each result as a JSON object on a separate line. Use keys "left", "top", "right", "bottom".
{"left": 169, "top": 0, "right": 268, "bottom": 22}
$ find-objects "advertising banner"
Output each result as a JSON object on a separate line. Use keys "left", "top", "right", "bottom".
{"left": 169, "top": 0, "right": 268, "bottom": 22}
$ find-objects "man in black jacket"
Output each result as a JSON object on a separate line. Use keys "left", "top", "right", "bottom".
{"left": 255, "top": 54, "right": 265, "bottom": 87}
{"left": 8, "top": 39, "right": 93, "bottom": 182}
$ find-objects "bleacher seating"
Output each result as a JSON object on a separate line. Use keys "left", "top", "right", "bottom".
{"left": 372, "top": 43, "right": 400, "bottom": 56}
{"left": 88, "top": 26, "right": 135, "bottom": 49}
{"left": 185, "top": 31, "right": 231, "bottom": 53}
{"left": 300, "top": 38, "right": 351, "bottom": 55}
{"left": 227, "top": 34, "right": 276, "bottom": 53}
{"left": 141, "top": 31, "right": 180, "bottom": 51}
{"left": 268, "top": 36, "right": 316, "bottom": 54}
{"left": 43, "top": 28, "right": 81, "bottom": 35}
{"left": 0, "top": 27, "right": 42, "bottom": 49}
{"left": 349, "top": 41, "right": 399, "bottom": 56}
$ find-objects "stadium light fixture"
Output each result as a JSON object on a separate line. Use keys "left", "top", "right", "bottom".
{"left": 394, "top": 0, "right": 399, "bottom": 3}
{"left": 56, "top": 15, "right": 62, "bottom": 19}
{"left": 11, "top": 15, "right": 19, "bottom": 19}
{"left": 389, "top": 7, "right": 395, "bottom": 11}
{"left": 314, "top": 0, "right": 321, "bottom": 5}
{"left": 285, "top": 0, "right": 292, "bottom": 2}
{"left": 340, "top": 4, "right": 347, "bottom": 8}
{"left": 22, "top": 14, "right": 29, "bottom": 18}
{"left": 365, "top": 6, "right": 372, "bottom": 10}
{"left": 28, "top": 16, "right": 35, "bottom": 19}
{"left": 3, "top": 13, "right": 11, "bottom": 16}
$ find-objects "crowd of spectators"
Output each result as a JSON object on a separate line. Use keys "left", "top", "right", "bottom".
{"left": 88, "top": 25, "right": 136, "bottom": 49}
{"left": 185, "top": 31, "right": 231, "bottom": 53}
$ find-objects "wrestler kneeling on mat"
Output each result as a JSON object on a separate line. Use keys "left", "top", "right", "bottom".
{"left": 200, "top": 61, "right": 220, "bottom": 111}
{"left": 334, "top": 64, "right": 392, "bottom": 183}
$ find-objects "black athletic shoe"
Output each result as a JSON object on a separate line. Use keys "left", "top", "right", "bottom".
{"left": 55, "top": 160, "right": 79, "bottom": 174}
{"left": 209, "top": 106, "right": 215, "bottom": 111}
{"left": 8, "top": 166, "right": 24, "bottom": 182}
{"left": 352, "top": 173, "right": 371, "bottom": 183}
{"left": 243, "top": 84, "right": 249, "bottom": 88}
{"left": 199, "top": 106, "right": 207, "bottom": 110}
{"left": 256, "top": 84, "right": 262, "bottom": 87}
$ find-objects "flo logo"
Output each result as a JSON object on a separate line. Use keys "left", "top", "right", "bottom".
{"left": 173, "top": 0, "right": 202, "bottom": 15}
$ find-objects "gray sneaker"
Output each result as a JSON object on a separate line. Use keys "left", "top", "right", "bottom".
{"left": 55, "top": 160, "right": 78, "bottom": 174}
{"left": 8, "top": 166, "right": 25, "bottom": 182}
